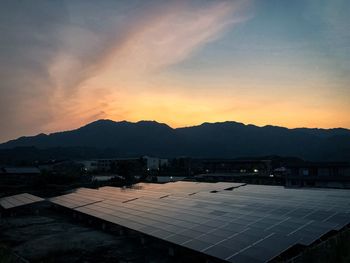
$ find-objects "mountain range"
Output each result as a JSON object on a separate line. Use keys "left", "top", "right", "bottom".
{"left": 1, "top": 119, "right": 350, "bottom": 161}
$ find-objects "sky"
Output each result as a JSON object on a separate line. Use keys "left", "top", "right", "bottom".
{"left": 0, "top": 0, "right": 350, "bottom": 142}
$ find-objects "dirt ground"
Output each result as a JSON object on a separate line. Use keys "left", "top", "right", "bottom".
{"left": 0, "top": 209, "right": 175, "bottom": 263}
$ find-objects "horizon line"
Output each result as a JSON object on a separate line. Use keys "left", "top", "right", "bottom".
{"left": 1, "top": 118, "right": 349, "bottom": 144}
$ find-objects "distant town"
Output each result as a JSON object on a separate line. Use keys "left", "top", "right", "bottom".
{"left": 1, "top": 156, "right": 350, "bottom": 196}
{"left": 1, "top": 154, "right": 350, "bottom": 262}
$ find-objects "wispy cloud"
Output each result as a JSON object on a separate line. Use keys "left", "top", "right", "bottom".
{"left": 112, "top": 1, "right": 250, "bottom": 72}
{"left": 0, "top": 0, "right": 251, "bottom": 141}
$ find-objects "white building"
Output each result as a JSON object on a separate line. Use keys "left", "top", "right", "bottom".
{"left": 143, "top": 156, "right": 169, "bottom": 170}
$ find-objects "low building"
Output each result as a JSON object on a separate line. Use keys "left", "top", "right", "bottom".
{"left": 1, "top": 167, "right": 40, "bottom": 175}
{"left": 38, "top": 160, "right": 84, "bottom": 175}
{"left": 80, "top": 156, "right": 168, "bottom": 173}
{"left": 285, "top": 162, "right": 350, "bottom": 188}
{"left": 189, "top": 158, "right": 273, "bottom": 176}
{"left": 191, "top": 159, "right": 283, "bottom": 184}
{"left": 143, "top": 156, "right": 169, "bottom": 171}
{"left": 79, "top": 160, "right": 99, "bottom": 172}
{"left": 79, "top": 159, "right": 119, "bottom": 172}
{"left": 0, "top": 166, "right": 41, "bottom": 185}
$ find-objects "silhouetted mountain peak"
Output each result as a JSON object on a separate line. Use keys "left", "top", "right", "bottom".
{"left": 37, "top": 133, "right": 48, "bottom": 137}
{"left": 81, "top": 119, "right": 172, "bottom": 130}
{"left": 135, "top": 120, "right": 172, "bottom": 129}
{"left": 0, "top": 120, "right": 349, "bottom": 161}
{"left": 200, "top": 121, "right": 244, "bottom": 127}
{"left": 80, "top": 119, "right": 124, "bottom": 129}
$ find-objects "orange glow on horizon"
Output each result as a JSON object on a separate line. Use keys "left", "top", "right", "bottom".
{"left": 1, "top": 0, "right": 349, "bottom": 143}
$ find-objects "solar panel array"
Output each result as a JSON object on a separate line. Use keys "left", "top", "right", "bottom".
{"left": 50, "top": 182, "right": 350, "bottom": 263}
{"left": 0, "top": 193, "right": 44, "bottom": 209}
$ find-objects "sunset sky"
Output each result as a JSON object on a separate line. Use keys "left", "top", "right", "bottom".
{"left": 1, "top": 0, "right": 350, "bottom": 142}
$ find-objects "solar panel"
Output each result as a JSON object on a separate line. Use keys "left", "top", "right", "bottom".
{"left": 0, "top": 193, "right": 44, "bottom": 209}
{"left": 183, "top": 239, "right": 211, "bottom": 251}
{"left": 49, "top": 183, "right": 350, "bottom": 263}
{"left": 205, "top": 244, "right": 238, "bottom": 259}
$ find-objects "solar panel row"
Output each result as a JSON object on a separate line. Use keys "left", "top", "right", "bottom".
{"left": 0, "top": 193, "right": 44, "bottom": 209}
{"left": 49, "top": 182, "right": 350, "bottom": 263}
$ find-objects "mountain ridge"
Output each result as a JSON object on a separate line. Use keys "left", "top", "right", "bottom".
{"left": 1, "top": 119, "right": 350, "bottom": 161}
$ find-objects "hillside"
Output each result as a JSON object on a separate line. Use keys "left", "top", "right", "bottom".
{"left": 1, "top": 119, "right": 349, "bottom": 161}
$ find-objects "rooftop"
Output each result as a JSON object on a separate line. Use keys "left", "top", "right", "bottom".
{"left": 0, "top": 193, "right": 44, "bottom": 209}
{"left": 1, "top": 167, "right": 41, "bottom": 174}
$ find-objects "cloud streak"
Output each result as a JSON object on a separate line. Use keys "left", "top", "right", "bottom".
{"left": 0, "top": 0, "right": 250, "bottom": 142}
{"left": 112, "top": 1, "right": 250, "bottom": 72}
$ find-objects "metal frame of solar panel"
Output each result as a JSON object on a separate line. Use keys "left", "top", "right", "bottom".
{"left": 0, "top": 193, "right": 44, "bottom": 210}
{"left": 49, "top": 182, "right": 350, "bottom": 263}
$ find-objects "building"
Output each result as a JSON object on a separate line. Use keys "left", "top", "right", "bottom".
{"left": 0, "top": 166, "right": 41, "bottom": 185}
{"left": 80, "top": 156, "right": 168, "bottom": 173}
{"left": 194, "top": 159, "right": 273, "bottom": 175}
{"left": 143, "top": 156, "right": 169, "bottom": 170}
{"left": 38, "top": 160, "right": 84, "bottom": 175}
{"left": 285, "top": 162, "right": 350, "bottom": 188}
{"left": 191, "top": 159, "right": 350, "bottom": 189}
{"left": 1, "top": 167, "right": 40, "bottom": 175}
{"left": 191, "top": 159, "right": 283, "bottom": 184}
